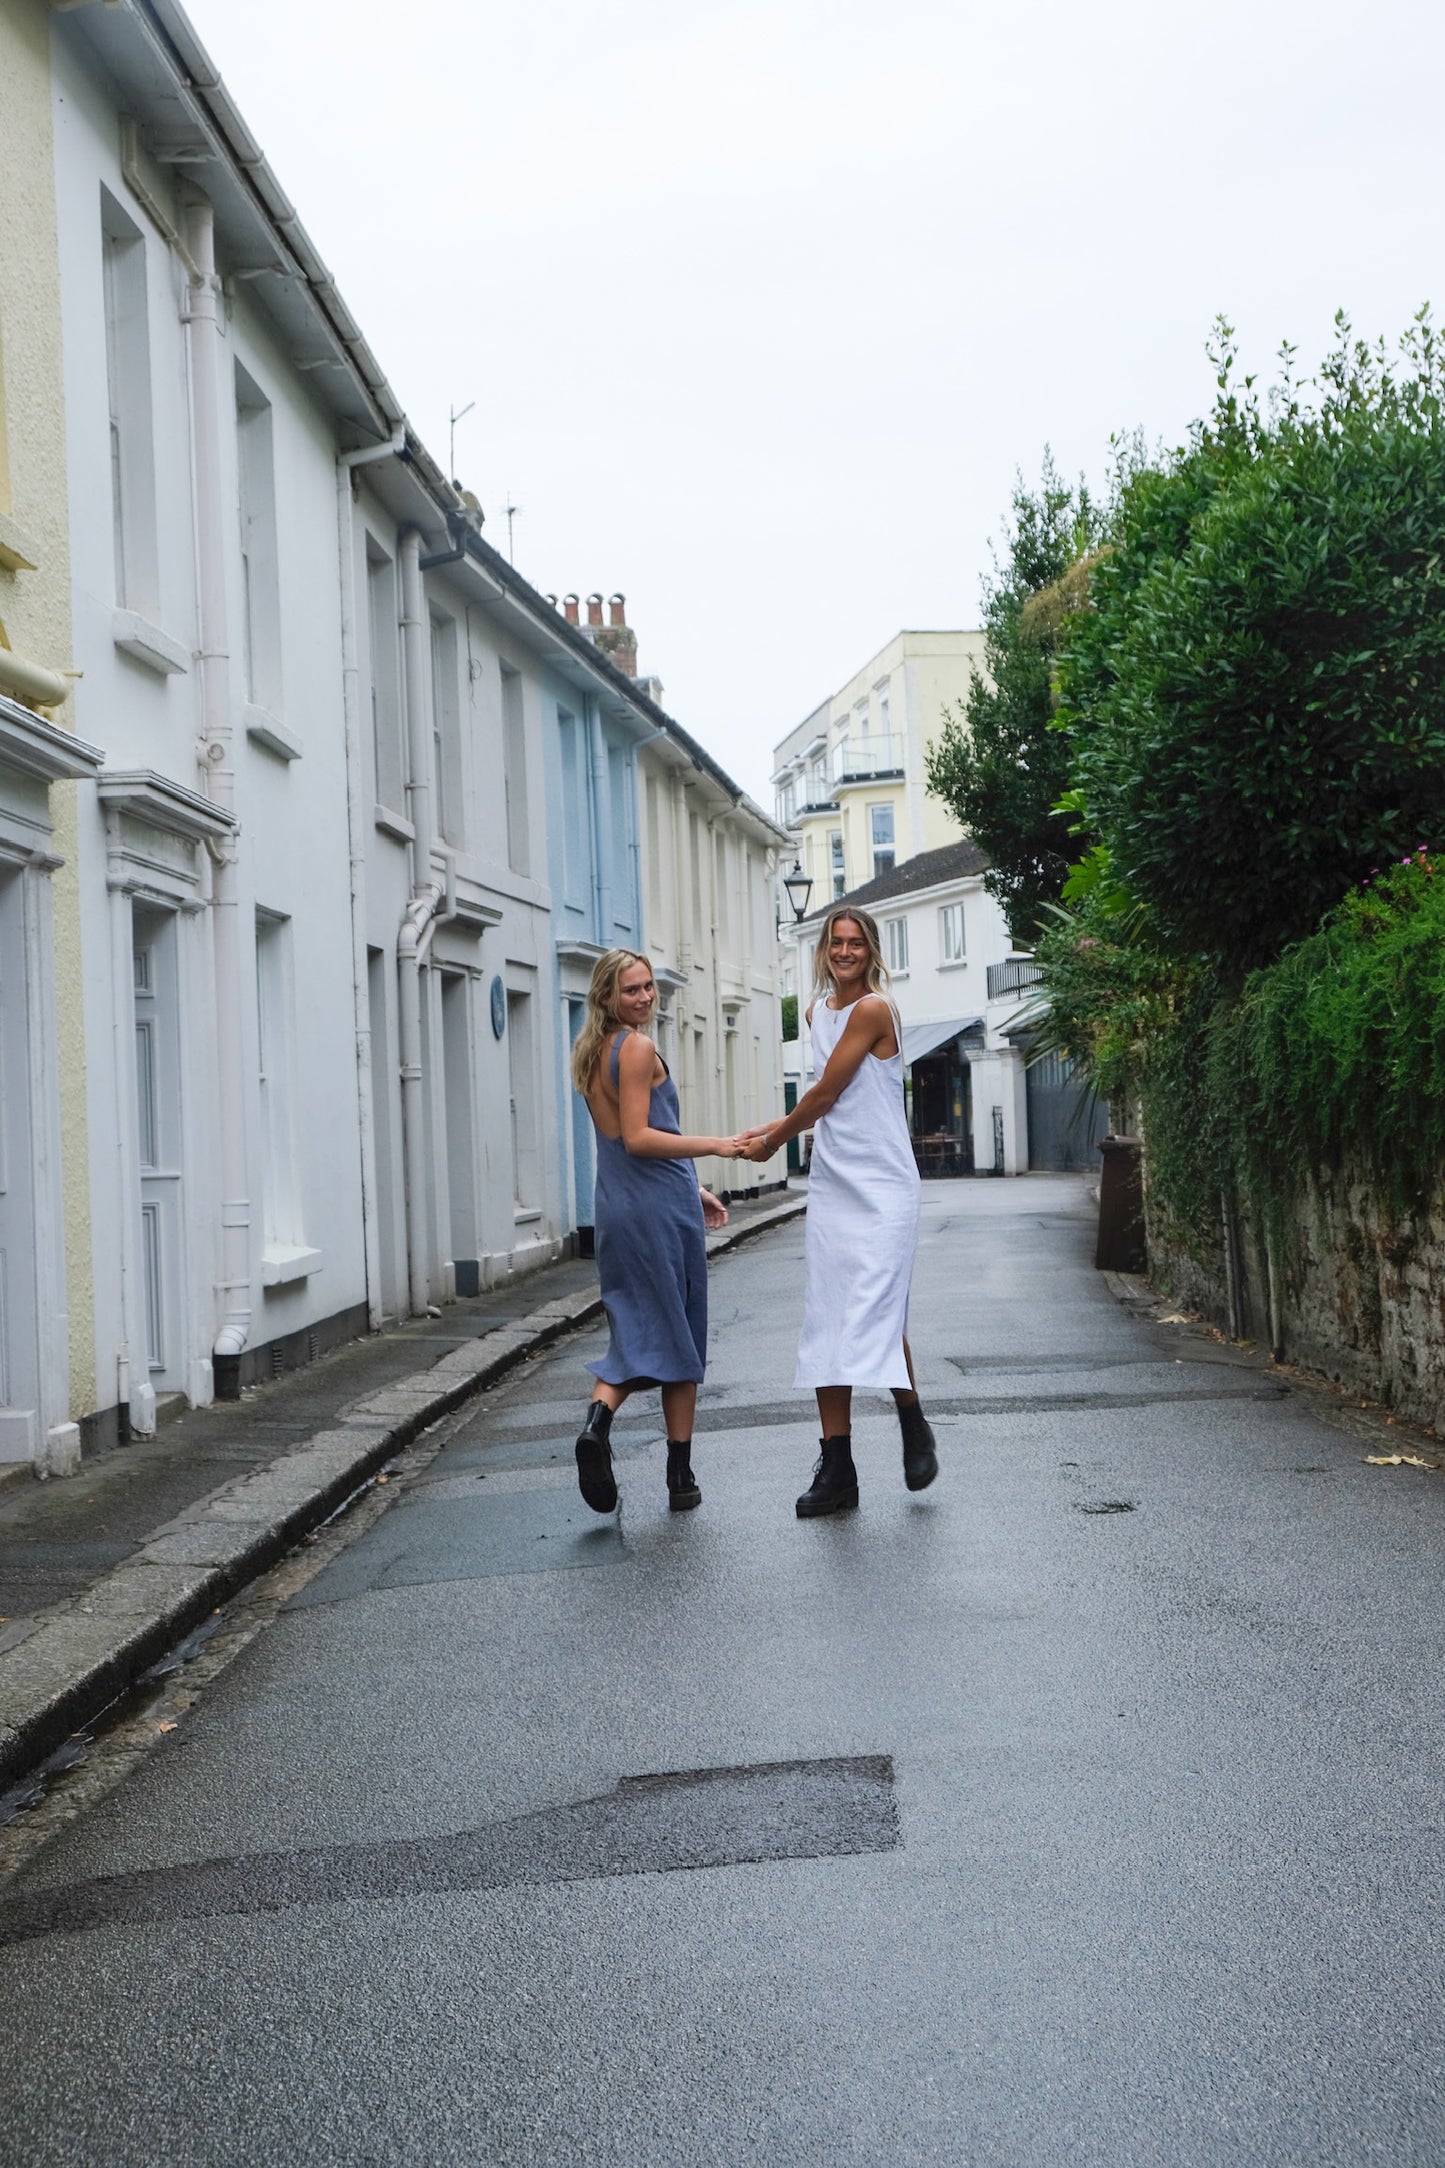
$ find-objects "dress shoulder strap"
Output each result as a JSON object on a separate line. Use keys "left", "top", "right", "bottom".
{"left": 607, "top": 1028, "right": 631, "bottom": 1085}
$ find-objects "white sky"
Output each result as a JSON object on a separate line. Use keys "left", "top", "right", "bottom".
{"left": 185, "top": 0, "right": 1445, "bottom": 804}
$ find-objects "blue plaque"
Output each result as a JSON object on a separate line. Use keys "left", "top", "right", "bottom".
{"left": 490, "top": 974, "right": 506, "bottom": 1039}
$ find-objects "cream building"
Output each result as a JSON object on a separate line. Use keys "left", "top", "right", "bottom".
{"left": 769, "top": 629, "right": 985, "bottom": 912}
{"left": 0, "top": 0, "right": 104, "bottom": 1476}
{"left": 634, "top": 716, "right": 789, "bottom": 1204}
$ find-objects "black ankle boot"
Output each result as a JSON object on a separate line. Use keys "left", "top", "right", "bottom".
{"left": 575, "top": 1400, "right": 618, "bottom": 1514}
{"left": 898, "top": 1397, "right": 938, "bottom": 1492}
{"left": 796, "top": 1435, "right": 859, "bottom": 1518}
{"left": 666, "top": 1440, "right": 701, "bottom": 1512}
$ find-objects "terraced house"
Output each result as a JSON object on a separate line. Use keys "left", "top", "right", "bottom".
{"left": 0, "top": 0, "right": 784, "bottom": 1478}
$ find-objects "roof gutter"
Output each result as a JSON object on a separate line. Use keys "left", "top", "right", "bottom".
{"left": 125, "top": 0, "right": 401, "bottom": 439}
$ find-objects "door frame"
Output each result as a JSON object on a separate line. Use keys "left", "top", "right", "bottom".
{"left": 97, "top": 772, "right": 235, "bottom": 1429}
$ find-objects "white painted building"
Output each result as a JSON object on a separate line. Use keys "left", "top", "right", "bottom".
{"left": 777, "top": 840, "right": 1031, "bottom": 1176}
{"left": 49, "top": 4, "right": 386, "bottom": 1435}
{"left": 0, "top": 0, "right": 788, "bottom": 1475}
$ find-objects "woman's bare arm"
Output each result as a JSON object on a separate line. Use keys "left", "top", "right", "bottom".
{"left": 740, "top": 997, "right": 897, "bottom": 1159}
{"left": 617, "top": 1033, "right": 739, "bottom": 1159}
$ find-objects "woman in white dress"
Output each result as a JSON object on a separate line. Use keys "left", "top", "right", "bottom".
{"left": 740, "top": 905, "right": 938, "bottom": 1516}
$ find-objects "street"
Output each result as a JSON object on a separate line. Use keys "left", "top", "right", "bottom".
{"left": 3, "top": 1175, "right": 1444, "bottom": 2166}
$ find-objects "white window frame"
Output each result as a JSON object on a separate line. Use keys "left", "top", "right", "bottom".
{"left": 886, "top": 915, "right": 910, "bottom": 975}
{"left": 869, "top": 802, "right": 896, "bottom": 880}
{"left": 502, "top": 663, "right": 529, "bottom": 873}
{"left": 101, "top": 186, "right": 159, "bottom": 616}
{"left": 366, "top": 538, "right": 404, "bottom": 821}
{"left": 236, "top": 364, "right": 282, "bottom": 718}
{"left": 940, "top": 900, "right": 966, "bottom": 964}
{"left": 829, "top": 828, "right": 845, "bottom": 900}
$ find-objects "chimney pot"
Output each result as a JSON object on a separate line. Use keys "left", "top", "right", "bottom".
{"left": 586, "top": 593, "right": 604, "bottom": 627}
{"left": 563, "top": 593, "right": 580, "bottom": 626}
{"left": 608, "top": 593, "right": 627, "bottom": 627}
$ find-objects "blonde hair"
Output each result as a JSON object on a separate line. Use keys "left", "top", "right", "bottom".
{"left": 571, "top": 948, "right": 652, "bottom": 1094}
{"left": 810, "top": 903, "right": 893, "bottom": 1010}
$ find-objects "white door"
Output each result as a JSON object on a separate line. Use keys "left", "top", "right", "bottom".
{"left": 0, "top": 864, "right": 39, "bottom": 1460}
{"left": 132, "top": 905, "right": 185, "bottom": 1393}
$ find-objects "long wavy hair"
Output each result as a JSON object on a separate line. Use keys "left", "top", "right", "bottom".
{"left": 809, "top": 903, "right": 893, "bottom": 1010}
{"left": 571, "top": 948, "right": 652, "bottom": 1094}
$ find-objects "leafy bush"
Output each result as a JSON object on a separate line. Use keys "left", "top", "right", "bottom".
{"left": 925, "top": 454, "right": 1103, "bottom": 944}
{"left": 780, "top": 993, "right": 799, "bottom": 1042}
{"left": 1029, "top": 894, "right": 1194, "bottom": 1118}
{"left": 1211, "top": 854, "right": 1445, "bottom": 1216}
{"left": 1062, "top": 316, "right": 1445, "bottom": 972}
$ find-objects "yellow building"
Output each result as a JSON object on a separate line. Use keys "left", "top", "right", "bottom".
{"left": 769, "top": 630, "right": 984, "bottom": 914}
{"left": 0, "top": 0, "right": 102, "bottom": 1474}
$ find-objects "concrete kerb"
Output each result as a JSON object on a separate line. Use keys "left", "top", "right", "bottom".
{"left": 0, "top": 1193, "right": 806, "bottom": 1795}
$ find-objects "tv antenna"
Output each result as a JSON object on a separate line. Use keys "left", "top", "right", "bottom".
{"left": 449, "top": 399, "right": 475, "bottom": 483}
{"left": 504, "top": 496, "right": 520, "bottom": 563}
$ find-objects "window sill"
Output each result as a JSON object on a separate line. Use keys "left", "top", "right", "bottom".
{"left": 513, "top": 1207, "right": 542, "bottom": 1225}
{"left": 938, "top": 958, "right": 970, "bottom": 970}
{"left": 245, "top": 705, "right": 302, "bottom": 761}
{"left": 374, "top": 804, "right": 415, "bottom": 843}
{"left": 112, "top": 610, "right": 190, "bottom": 677}
{"left": 261, "top": 1243, "right": 324, "bottom": 1287}
{"left": 889, "top": 968, "right": 910, "bottom": 980}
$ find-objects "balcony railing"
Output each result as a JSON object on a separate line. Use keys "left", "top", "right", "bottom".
{"left": 987, "top": 957, "right": 1044, "bottom": 1000}
{"left": 832, "top": 734, "right": 902, "bottom": 782}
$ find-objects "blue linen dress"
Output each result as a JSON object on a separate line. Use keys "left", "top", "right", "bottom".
{"left": 586, "top": 1031, "right": 708, "bottom": 1387}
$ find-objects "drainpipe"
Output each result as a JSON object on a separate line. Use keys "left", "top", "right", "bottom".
{"left": 105, "top": 807, "right": 155, "bottom": 1435}
{"left": 396, "top": 529, "right": 446, "bottom": 1316}
{"left": 336, "top": 424, "right": 405, "bottom": 1330}
{"left": 182, "top": 192, "right": 251, "bottom": 1387}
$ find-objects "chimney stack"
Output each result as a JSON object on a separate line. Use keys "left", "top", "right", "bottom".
{"left": 562, "top": 593, "right": 580, "bottom": 626}
{"left": 594, "top": 591, "right": 638, "bottom": 677}
{"left": 586, "top": 593, "right": 604, "bottom": 628}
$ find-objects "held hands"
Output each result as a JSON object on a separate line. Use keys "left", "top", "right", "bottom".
{"left": 699, "top": 1187, "right": 729, "bottom": 1230}
{"left": 707, "top": 1128, "right": 778, "bottom": 1163}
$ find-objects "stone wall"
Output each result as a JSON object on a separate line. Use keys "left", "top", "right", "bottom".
{"left": 1147, "top": 1167, "right": 1445, "bottom": 1430}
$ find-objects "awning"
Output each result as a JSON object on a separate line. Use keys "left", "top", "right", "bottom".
{"left": 901, "top": 1017, "right": 981, "bottom": 1066}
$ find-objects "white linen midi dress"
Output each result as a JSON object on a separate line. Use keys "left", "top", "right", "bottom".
{"left": 793, "top": 995, "right": 921, "bottom": 1391}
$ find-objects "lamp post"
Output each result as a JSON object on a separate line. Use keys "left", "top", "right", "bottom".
{"left": 782, "top": 859, "right": 813, "bottom": 924}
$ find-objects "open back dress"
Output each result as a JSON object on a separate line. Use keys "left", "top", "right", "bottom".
{"left": 793, "top": 995, "right": 920, "bottom": 1390}
{"left": 586, "top": 1030, "right": 708, "bottom": 1387}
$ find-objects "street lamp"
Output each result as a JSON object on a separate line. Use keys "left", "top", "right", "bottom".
{"left": 782, "top": 859, "right": 814, "bottom": 924}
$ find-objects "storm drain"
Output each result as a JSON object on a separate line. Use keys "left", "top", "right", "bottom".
{"left": 0, "top": 1754, "right": 897, "bottom": 1948}
{"left": 1073, "top": 1499, "right": 1136, "bottom": 1515}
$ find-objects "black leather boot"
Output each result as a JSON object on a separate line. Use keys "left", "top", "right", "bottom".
{"left": 796, "top": 1435, "right": 859, "bottom": 1518}
{"left": 666, "top": 1440, "right": 701, "bottom": 1512}
{"left": 575, "top": 1400, "right": 618, "bottom": 1514}
{"left": 898, "top": 1397, "right": 938, "bottom": 1491}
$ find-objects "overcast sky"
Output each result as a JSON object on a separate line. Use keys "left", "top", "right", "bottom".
{"left": 185, "top": 0, "right": 1445, "bottom": 804}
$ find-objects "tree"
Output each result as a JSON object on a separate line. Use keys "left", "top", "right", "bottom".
{"left": 925, "top": 453, "right": 1104, "bottom": 945}
{"left": 1061, "top": 314, "right": 1445, "bottom": 972}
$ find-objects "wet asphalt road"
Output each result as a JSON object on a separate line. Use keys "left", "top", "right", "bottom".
{"left": 3, "top": 1176, "right": 1445, "bottom": 2166}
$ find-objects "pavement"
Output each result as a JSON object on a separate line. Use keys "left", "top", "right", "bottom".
{"left": 0, "top": 1187, "right": 803, "bottom": 1800}
{"left": 5, "top": 1174, "right": 1445, "bottom": 2165}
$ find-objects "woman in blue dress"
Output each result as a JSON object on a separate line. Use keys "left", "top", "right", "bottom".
{"left": 571, "top": 949, "right": 740, "bottom": 1515}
